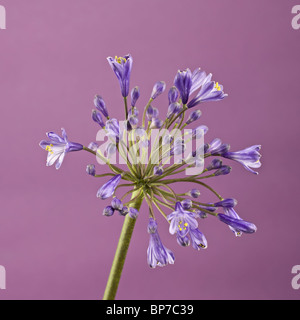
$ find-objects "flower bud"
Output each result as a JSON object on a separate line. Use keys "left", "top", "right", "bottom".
{"left": 168, "top": 86, "right": 179, "bottom": 104}
{"left": 128, "top": 207, "right": 139, "bottom": 219}
{"left": 86, "top": 164, "right": 96, "bottom": 176}
{"left": 150, "top": 118, "right": 163, "bottom": 129}
{"left": 111, "top": 197, "right": 123, "bottom": 211}
{"left": 120, "top": 206, "right": 129, "bottom": 216}
{"left": 103, "top": 206, "right": 114, "bottom": 217}
{"left": 92, "top": 110, "right": 105, "bottom": 128}
{"left": 94, "top": 95, "right": 109, "bottom": 118}
{"left": 186, "top": 110, "right": 202, "bottom": 125}
{"left": 153, "top": 166, "right": 164, "bottom": 176}
{"left": 88, "top": 142, "right": 99, "bottom": 152}
{"left": 130, "top": 86, "right": 140, "bottom": 107}
{"left": 214, "top": 165, "right": 232, "bottom": 176}
{"left": 181, "top": 199, "right": 192, "bottom": 210}
{"left": 218, "top": 214, "right": 257, "bottom": 234}
{"left": 214, "top": 198, "right": 237, "bottom": 208}
{"left": 167, "top": 102, "right": 181, "bottom": 119}
{"left": 189, "top": 189, "right": 200, "bottom": 198}
{"left": 151, "top": 81, "right": 166, "bottom": 100}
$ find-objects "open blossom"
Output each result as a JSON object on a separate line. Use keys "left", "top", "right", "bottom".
{"left": 222, "top": 145, "right": 262, "bottom": 175}
{"left": 107, "top": 54, "right": 133, "bottom": 97}
{"left": 147, "top": 219, "right": 175, "bottom": 268}
{"left": 167, "top": 202, "right": 198, "bottom": 237}
{"left": 39, "top": 128, "right": 83, "bottom": 170}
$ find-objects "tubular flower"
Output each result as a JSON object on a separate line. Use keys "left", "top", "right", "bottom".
{"left": 107, "top": 54, "right": 133, "bottom": 97}
{"left": 39, "top": 128, "right": 83, "bottom": 170}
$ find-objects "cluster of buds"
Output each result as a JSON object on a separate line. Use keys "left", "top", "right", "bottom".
{"left": 39, "top": 54, "right": 261, "bottom": 268}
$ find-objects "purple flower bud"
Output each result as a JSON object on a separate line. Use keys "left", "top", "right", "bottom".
{"left": 128, "top": 107, "right": 139, "bottom": 117}
{"left": 218, "top": 214, "right": 257, "bottom": 234}
{"left": 206, "top": 159, "right": 223, "bottom": 170}
{"left": 92, "top": 110, "right": 105, "bottom": 128}
{"left": 120, "top": 206, "right": 129, "bottom": 216}
{"left": 105, "top": 143, "right": 117, "bottom": 158}
{"left": 194, "top": 210, "right": 207, "bottom": 219}
{"left": 174, "top": 69, "right": 192, "bottom": 105}
{"left": 130, "top": 86, "right": 140, "bottom": 107}
{"left": 150, "top": 118, "right": 163, "bottom": 129}
{"left": 181, "top": 199, "right": 193, "bottom": 210}
{"left": 167, "top": 103, "right": 181, "bottom": 119}
{"left": 128, "top": 207, "right": 139, "bottom": 219}
{"left": 129, "top": 115, "right": 139, "bottom": 127}
{"left": 106, "top": 118, "right": 120, "bottom": 142}
{"left": 207, "top": 138, "right": 230, "bottom": 155}
{"left": 151, "top": 81, "right": 166, "bottom": 100}
{"left": 111, "top": 197, "right": 123, "bottom": 211}
{"left": 103, "top": 206, "right": 114, "bottom": 217}
{"left": 86, "top": 164, "right": 96, "bottom": 176}
{"left": 189, "top": 189, "right": 200, "bottom": 198}
{"left": 94, "top": 95, "right": 109, "bottom": 118}
{"left": 154, "top": 166, "right": 164, "bottom": 176}
{"left": 88, "top": 142, "right": 99, "bottom": 152}
{"left": 168, "top": 86, "right": 179, "bottom": 104}
{"left": 177, "top": 234, "right": 190, "bottom": 247}
{"left": 192, "top": 125, "right": 208, "bottom": 139}
{"left": 96, "top": 174, "right": 122, "bottom": 200}
{"left": 186, "top": 110, "right": 202, "bottom": 125}
{"left": 146, "top": 105, "right": 159, "bottom": 120}
{"left": 214, "top": 198, "right": 237, "bottom": 208}
{"left": 214, "top": 166, "right": 232, "bottom": 176}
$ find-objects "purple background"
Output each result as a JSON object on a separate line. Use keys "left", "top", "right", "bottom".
{"left": 0, "top": 0, "right": 299, "bottom": 300}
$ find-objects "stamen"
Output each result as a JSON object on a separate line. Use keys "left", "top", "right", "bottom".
{"left": 215, "top": 82, "right": 221, "bottom": 91}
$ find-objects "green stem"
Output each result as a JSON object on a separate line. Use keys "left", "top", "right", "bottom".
{"left": 102, "top": 190, "right": 144, "bottom": 300}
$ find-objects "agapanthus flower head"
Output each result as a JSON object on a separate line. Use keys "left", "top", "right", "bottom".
{"left": 214, "top": 198, "right": 237, "bottom": 208}
{"left": 107, "top": 54, "right": 133, "bottom": 97}
{"left": 92, "top": 110, "right": 105, "bottom": 128}
{"left": 94, "top": 95, "right": 109, "bottom": 118}
{"left": 168, "top": 202, "right": 198, "bottom": 237}
{"left": 86, "top": 164, "right": 96, "bottom": 176}
{"left": 39, "top": 128, "right": 83, "bottom": 170}
{"left": 131, "top": 86, "right": 140, "bottom": 107}
{"left": 147, "top": 218, "right": 175, "bottom": 268}
{"left": 151, "top": 81, "right": 166, "bottom": 100}
{"left": 96, "top": 174, "right": 122, "bottom": 200}
{"left": 168, "top": 86, "right": 179, "bottom": 104}
{"left": 218, "top": 213, "right": 257, "bottom": 234}
{"left": 174, "top": 68, "right": 192, "bottom": 105}
{"left": 222, "top": 145, "right": 262, "bottom": 175}
{"left": 187, "top": 80, "right": 228, "bottom": 108}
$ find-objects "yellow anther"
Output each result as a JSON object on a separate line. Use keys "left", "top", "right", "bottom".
{"left": 215, "top": 82, "right": 221, "bottom": 91}
{"left": 184, "top": 223, "right": 188, "bottom": 227}
{"left": 45, "top": 144, "right": 54, "bottom": 154}
{"left": 115, "top": 56, "right": 126, "bottom": 64}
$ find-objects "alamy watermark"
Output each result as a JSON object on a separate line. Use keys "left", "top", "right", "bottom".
{"left": 93, "top": 122, "right": 205, "bottom": 176}
{"left": 0, "top": 265, "right": 6, "bottom": 289}
{"left": 292, "top": 265, "right": 300, "bottom": 290}
{"left": 0, "top": 5, "right": 6, "bottom": 29}
{"left": 292, "top": 5, "right": 300, "bottom": 30}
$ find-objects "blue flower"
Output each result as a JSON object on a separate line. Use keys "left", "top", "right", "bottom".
{"left": 214, "top": 198, "right": 237, "bottom": 208}
{"left": 174, "top": 69, "right": 192, "bottom": 105}
{"left": 86, "top": 164, "right": 96, "bottom": 176}
{"left": 105, "top": 118, "right": 121, "bottom": 143}
{"left": 111, "top": 197, "right": 123, "bottom": 211}
{"left": 187, "top": 80, "right": 227, "bottom": 108}
{"left": 39, "top": 128, "right": 83, "bottom": 170}
{"left": 222, "top": 207, "right": 244, "bottom": 237}
{"left": 107, "top": 54, "right": 133, "bottom": 97}
{"left": 92, "top": 110, "right": 105, "bottom": 128}
{"left": 222, "top": 145, "right": 262, "bottom": 175}
{"left": 206, "top": 138, "right": 230, "bottom": 155}
{"left": 96, "top": 174, "right": 122, "bottom": 199}
{"left": 168, "top": 86, "right": 179, "bottom": 104}
{"left": 147, "top": 218, "right": 175, "bottom": 268}
{"left": 218, "top": 213, "right": 257, "bottom": 234}
{"left": 167, "top": 202, "right": 198, "bottom": 237}
{"left": 128, "top": 207, "right": 139, "bottom": 219}
{"left": 103, "top": 206, "right": 115, "bottom": 217}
